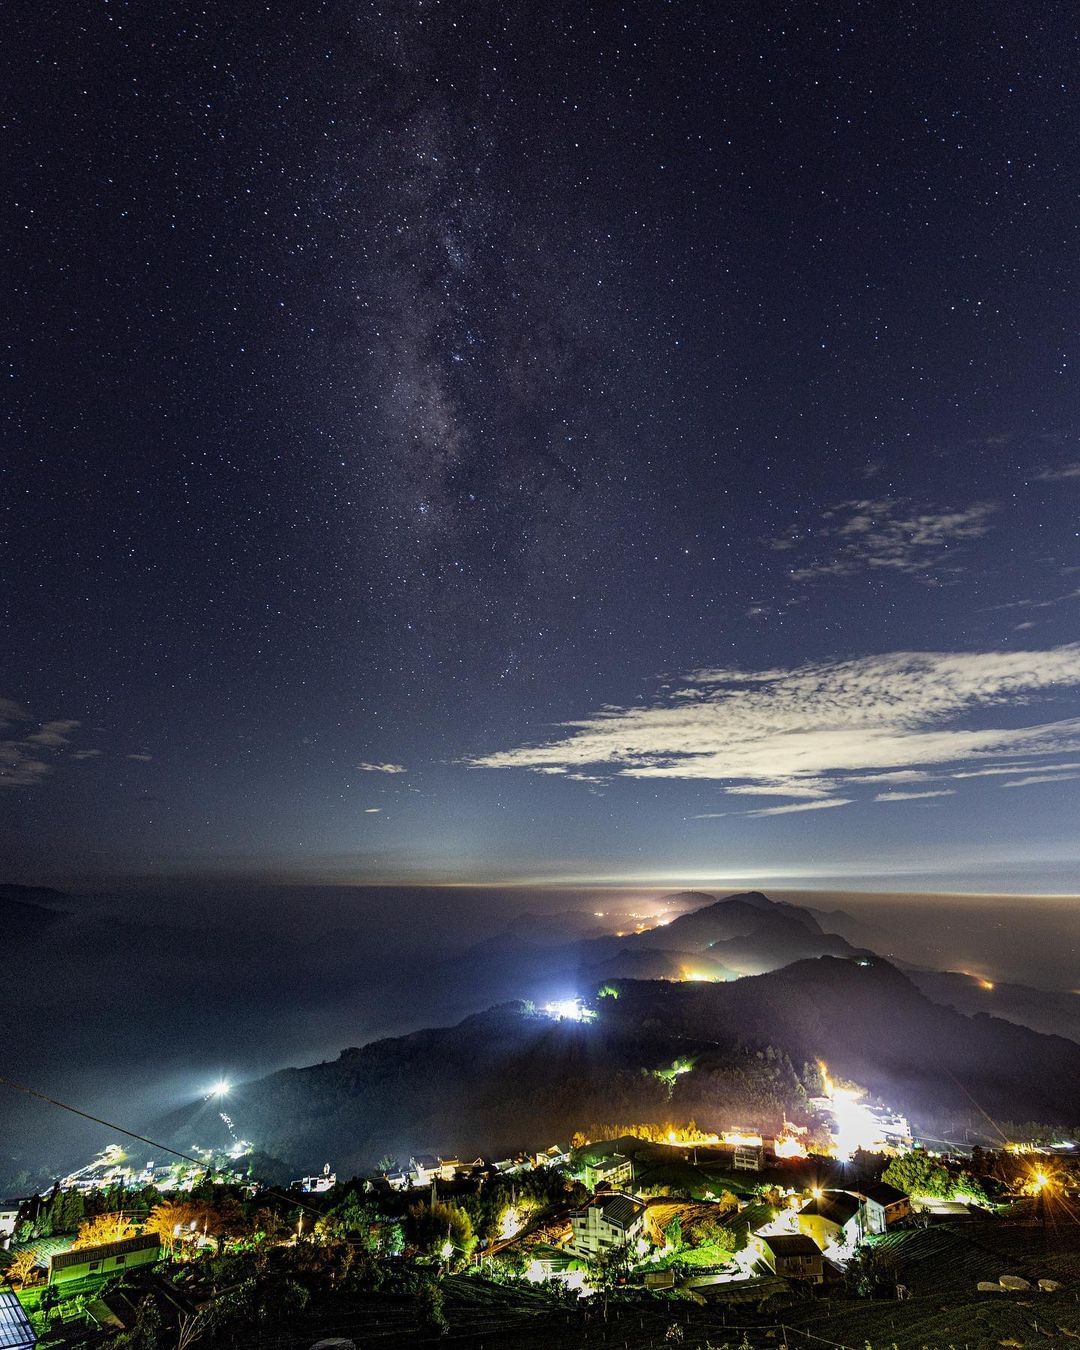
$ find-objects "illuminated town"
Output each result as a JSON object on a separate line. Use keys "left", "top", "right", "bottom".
{"left": 3, "top": 990, "right": 1080, "bottom": 1349}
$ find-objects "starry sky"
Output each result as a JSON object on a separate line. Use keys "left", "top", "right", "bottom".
{"left": 3, "top": 1, "right": 1080, "bottom": 890}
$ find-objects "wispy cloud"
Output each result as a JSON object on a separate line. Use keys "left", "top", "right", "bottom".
{"left": 950, "top": 761, "right": 1080, "bottom": 779}
{"left": 0, "top": 701, "right": 84, "bottom": 788}
{"left": 469, "top": 647, "right": 1080, "bottom": 810}
{"left": 745, "top": 798, "right": 853, "bottom": 817}
{"left": 126, "top": 753, "right": 153, "bottom": 762}
{"left": 1001, "top": 772, "right": 1080, "bottom": 789}
{"left": 1035, "top": 462, "right": 1080, "bottom": 482}
{"left": 774, "top": 498, "right": 995, "bottom": 582}
{"left": 358, "top": 761, "right": 407, "bottom": 774}
{"left": 984, "top": 588, "right": 1080, "bottom": 613}
{"left": 874, "top": 789, "right": 956, "bottom": 802}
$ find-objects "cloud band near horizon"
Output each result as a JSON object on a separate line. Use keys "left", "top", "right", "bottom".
{"left": 467, "top": 646, "right": 1080, "bottom": 806}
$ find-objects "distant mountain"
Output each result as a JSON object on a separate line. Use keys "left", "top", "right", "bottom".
{"left": 191, "top": 954, "right": 1080, "bottom": 1175}
{"left": 909, "top": 968, "right": 1080, "bottom": 1046}
{"left": 582, "top": 891, "right": 872, "bottom": 976}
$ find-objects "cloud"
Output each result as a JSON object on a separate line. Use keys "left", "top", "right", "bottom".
{"left": 874, "top": 789, "right": 957, "bottom": 802}
{"left": 985, "top": 588, "right": 1080, "bottom": 613}
{"left": 950, "top": 761, "right": 1080, "bottom": 779}
{"left": 126, "top": 753, "right": 153, "bottom": 762}
{"left": 774, "top": 498, "right": 995, "bottom": 582}
{"left": 0, "top": 698, "right": 32, "bottom": 730}
{"left": 357, "top": 761, "right": 407, "bottom": 774}
{"left": 744, "top": 798, "right": 853, "bottom": 817}
{"left": 70, "top": 749, "right": 103, "bottom": 761}
{"left": 1001, "top": 772, "right": 1080, "bottom": 789}
{"left": 0, "top": 701, "right": 85, "bottom": 788}
{"left": 26, "top": 719, "right": 81, "bottom": 748}
{"left": 1035, "top": 462, "right": 1080, "bottom": 482}
{"left": 468, "top": 647, "right": 1080, "bottom": 806}
{"left": 364, "top": 807, "right": 383, "bottom": 814}
{"left": 0, "top": 743, "right": 52, "bottom": 789}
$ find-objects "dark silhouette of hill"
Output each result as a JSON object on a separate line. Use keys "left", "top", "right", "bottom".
{"left": 909, "top": 967, "right": 1080, "bottom": 1046}
{"left": 189, "top": 953, "right": 1080, "bottom": 1175}
{"left": 437, "top": 890, "right": 869, "bottom": 995}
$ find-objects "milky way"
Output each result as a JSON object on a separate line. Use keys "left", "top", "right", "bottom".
{"left": 3, "top": 2, "right": 1080, "bottom": 884}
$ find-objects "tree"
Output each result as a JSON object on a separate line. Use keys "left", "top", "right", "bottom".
{"left": 72, "top": 1212, "right": 135, "bottom": 1249}
{"left": 406, "top": 1201, "right": 476, "bottom": 1265}
{"left": 586, "top": 1244, "right": 631, "bottom": 1321}
{"left": 114, "top": 1297, "right": 164, "bottom": 1350}
{"left": 417, "top": 1280, "right": 448, "bottom": 1335}
{"left": 7, "top": 1248, "right": 40, "bottom": 1286}
{"left": 664, "top": 1215, "right": 683, "bottom": 1252}
{"left": 844, "top": 1244, "right": 899, "bottom": 1298}
{"left": 882, "top": 1150, "right": 950, "bottom": 1199}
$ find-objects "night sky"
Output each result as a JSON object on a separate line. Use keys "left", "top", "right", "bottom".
{"left": 3, "top": 2, "right": 1080, "bottom": 890}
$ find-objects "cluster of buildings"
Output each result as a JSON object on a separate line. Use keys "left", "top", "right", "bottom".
{"left": 557, "top": 1179, "right": 912, "bottom": 1279}
{"left": 371, "top": 1145, "right": 571, "bottom": 1194}
{"left": 745, "top": 1183, "right": 911, "bottom": 1283}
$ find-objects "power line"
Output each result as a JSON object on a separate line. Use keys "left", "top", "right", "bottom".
{"left": 0, "top": 1072, "right": 323, "bottom": 1217}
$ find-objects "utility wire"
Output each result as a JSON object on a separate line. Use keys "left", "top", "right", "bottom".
{"left": 0, "top": 1072, "right": 323, "bottom": 1217}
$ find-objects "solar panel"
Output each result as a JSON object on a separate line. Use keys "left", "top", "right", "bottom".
{"left": 0, "top": 1284, "right": 35, "bottom": 1350}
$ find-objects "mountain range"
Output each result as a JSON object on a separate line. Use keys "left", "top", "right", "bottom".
{"left": 160, "top": 892, "right": 1080, "bottom": 1175}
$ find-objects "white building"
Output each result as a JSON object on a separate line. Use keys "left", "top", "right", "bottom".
{"left": 568, "top": 1192, "right": 646, "bottom": 1258}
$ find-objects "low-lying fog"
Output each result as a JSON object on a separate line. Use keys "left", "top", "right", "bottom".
{"left": 3, "top": 881, "right": 1078, "bottom": 1185}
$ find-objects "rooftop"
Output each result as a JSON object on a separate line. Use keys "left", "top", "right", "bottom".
{"left": 50, "top": 1233, "right": 160, "bottom": 1273}
{"left": 760, "top": 1233, "right": 821, "bottom": 1258}
{"left": 800, "top": 1191, "right": 861, "bottom": 1226}
{"left": 857, "top": 1182, "right": 908, "bottom": 1206}
{"left": 576, "top": 1192, "right": 645, "bottom": 1228}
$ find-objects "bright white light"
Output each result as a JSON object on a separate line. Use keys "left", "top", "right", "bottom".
{"left": 829, "top": 1086, "right": 883, "bottom": 1158}
{"left": 543, "top": 998, "right": 595, "bottom": 1022}
{"left": 208, "top": 1079, "right": 231, "bottom": 1098}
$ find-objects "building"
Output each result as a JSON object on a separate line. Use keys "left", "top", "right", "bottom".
{"left": 568, "top": 1192, "right": 646, "bottom": 1258}
{"left": 0, "top": 1204, "right": 19, "bottom": 1249}
{"left": 48, "top": 1234, "right": 161, "bottom": 1286}
{"left": 751, "top": 1233, "right": 824, "bottom": 1283}
{"left": 733, "top": 1142, "right": 764, "bottom": 1172}
{"left": 408, "top": 1155, "right": 461, "bottom": 1186}
{"left": 294, "top": 1165, "right": 336, "bottom": 1194}
{"left": 533, "top": 1144, "right": 570, "bottom": 1169}
{"left": 491, "top": 1156, "right": 531, "bottom": 1178}
{"left": 797, "top": 1191, "right": 863, "bottom": 1251}
{"left": 580, "top": 1153, "right": 633, "bottom": 1191}
{"left": 0, "top": 1281, "right": 36, "bottom": 1349}
{"left": 848, "top": 1182, "right": 910, "bottom": 1234}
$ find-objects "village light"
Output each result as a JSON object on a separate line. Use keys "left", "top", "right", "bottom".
{"left": 441, "top": 1240, "right": 454, "bottom": 1262}
{"left": 542, "top": 998, "right": 596, "bottom": 1022}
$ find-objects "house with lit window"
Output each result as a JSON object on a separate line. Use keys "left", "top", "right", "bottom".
{"left": 408, "top": 1155, "right": 461, "bottom": 1186}
{"left": 580, "top": 1152, "right": 633, "bottom": 1191}
{"left": 751, "top": 1232, "right": 824, "bottom": 1283}
{"left": 847, "top": 1182, "right": 910, "bottom": 1234}
{"left": 796, "top": 1191, "right": 863, "bottom": 1251}
{"left": 532, "top": 1144, "right": 570, "bottom": 1169}
{"left": 568, "top": 1192, "right": 646, "bottom": 1258}
{"left": 48, "top": 1234, "right": 160, "bottom": 1285}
